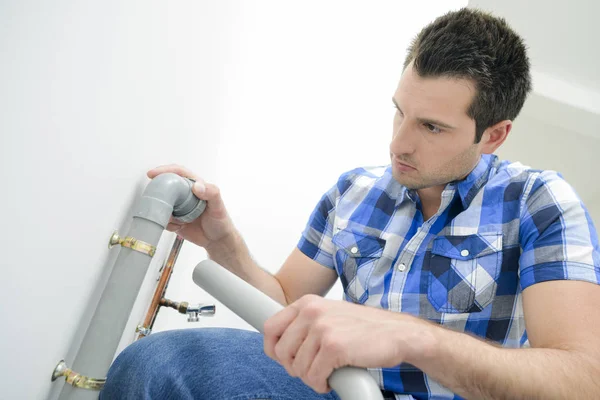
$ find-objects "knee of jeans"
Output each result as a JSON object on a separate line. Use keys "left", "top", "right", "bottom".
{"left": 102, "top": 330, "right": 184, "bottom": 396}
{"left": 102, "top": 329, "right": 255, "bottom": 395}
{"left": 101, "top": 328, "right": 262, "bottom": 398}
{"left": 100, "top": 341, "right": 143, "bottom": 392}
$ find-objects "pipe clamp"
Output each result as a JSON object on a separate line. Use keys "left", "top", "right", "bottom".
{"left": 52, "top": 360, "right": 106, "bottom": 391}
{"left": 108, "top": 231, "right": 156, "bottom": 257}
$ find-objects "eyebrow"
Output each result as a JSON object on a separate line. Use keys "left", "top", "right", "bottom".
{"left": 392, "top": 97, "right": 457, "bottom": 130}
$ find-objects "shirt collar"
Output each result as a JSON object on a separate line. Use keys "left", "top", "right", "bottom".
{"left": 388, "top": 154, "right": 497, "bottom": 209}
{"left": 455, "top": 154, "right": 496, "bottom": 209}
{"left": 386, "top": 172, "right": 418, "bottom": 208}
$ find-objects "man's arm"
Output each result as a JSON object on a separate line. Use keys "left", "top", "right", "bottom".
{"left": 263, "top": 280, "right": 600, "bottom": 398}
{"left": 206, "top": 232, "right": 338, "bottom": 306}
{"left": 205, "top": 169, "right": 345, "bottom": 306}
{"left": 407, "top": 279, "right": 600, "bottom": 399}
{"left": 145, "top": 164, "right": 340, "bottom": 307}
{"left": 414, "top": 171, "right": 600, "bottom": 398}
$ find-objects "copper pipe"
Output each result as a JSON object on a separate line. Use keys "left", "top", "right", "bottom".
{"left": 136, "top": 235, "right": 185, "bottom": 339}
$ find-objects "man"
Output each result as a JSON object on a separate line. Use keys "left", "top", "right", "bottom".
{"left": 101, "top": 8, "right": 600, "bottom": 400}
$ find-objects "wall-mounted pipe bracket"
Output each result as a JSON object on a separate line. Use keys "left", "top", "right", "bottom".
{"left": 51, "top": 360, "right": 106, "bottom": 391}
{"left": 108, "top": 230, "right": 156, "bottom": 257}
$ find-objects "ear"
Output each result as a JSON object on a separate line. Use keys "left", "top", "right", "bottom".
{"left": 480, "top": 120, "right": 512, "bottom": 154}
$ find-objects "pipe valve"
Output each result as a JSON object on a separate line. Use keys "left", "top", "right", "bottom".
{"left": 186, "top": 303, "right": 216, "bottom": 322}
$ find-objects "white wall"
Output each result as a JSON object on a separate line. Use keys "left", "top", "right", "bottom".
{"left": 0, "top": 1, "right": 467, "bottom": 399}
{"left": 469, "top": 0, "right": 600, "bottom": 94}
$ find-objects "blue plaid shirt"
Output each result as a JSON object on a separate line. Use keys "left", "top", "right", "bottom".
{"left": 298, "top": 154, "right": 600, "bottom": 399}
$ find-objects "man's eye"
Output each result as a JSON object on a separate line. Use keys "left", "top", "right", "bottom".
{"left": 424, "top": 123, "right": 441, "bottom": 134}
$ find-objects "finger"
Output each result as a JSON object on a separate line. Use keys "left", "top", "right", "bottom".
{"left": 305, "top": 346, "right": 335, "bottom": 394}
{"left": 263, "top": 306, "right": 300, "bottom": 361}
{"left": 273, "top": 313, "right": 311, "bottom": 376}
{"left": 195, "top": 182, "right": 229, "bottom": 218}
{"left": 147, "top": 164, "right": 198, "bottom": 180}
{"left": 191, "top": 180, "right": 207, "bottom": 197}
{"left": 291, "top": 326, "right": 320, "bottom": 379}
{"left": 165, "top": 222, "right": 183, "bottom": 232}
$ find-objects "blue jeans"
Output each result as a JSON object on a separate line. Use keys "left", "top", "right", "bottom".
{"left": 100, "top": 327, "right": 343, "bottom": 400}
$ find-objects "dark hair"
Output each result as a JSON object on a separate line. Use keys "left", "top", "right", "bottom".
{"left": 404, "top": 8, "right": 532, "bottom": 142}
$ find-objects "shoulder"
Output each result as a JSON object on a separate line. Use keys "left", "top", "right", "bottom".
{"left": 488, "top": 159, "right": 577, "bottom": 205}
{"left": 334, "top": 165, "right": 392, "bottom": 196}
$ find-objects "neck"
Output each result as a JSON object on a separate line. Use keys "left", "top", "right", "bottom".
{"left": 417, "top": 185, "right": 445, "bottom": 221}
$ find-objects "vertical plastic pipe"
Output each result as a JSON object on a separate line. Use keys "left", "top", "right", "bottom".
{"left": 58, "top": 173, "right": 205, "bottom": 400}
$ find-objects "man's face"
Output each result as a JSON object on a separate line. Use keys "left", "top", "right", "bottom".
{"left": 390, "top": 64, "right": 483, "bottom": 190}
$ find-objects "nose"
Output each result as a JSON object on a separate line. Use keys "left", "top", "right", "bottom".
{"left": 390, "top": 118, "right": 417, "bottom": 157}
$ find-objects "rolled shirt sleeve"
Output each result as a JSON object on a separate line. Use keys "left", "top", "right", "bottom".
{"left": 519, "top": 171, "right": 600, "bottom": 290}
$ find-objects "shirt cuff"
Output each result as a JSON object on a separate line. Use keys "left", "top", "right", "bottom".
{"left": 520, "top": 261, "right": 600, "bottom": 290}
{"left": 297, "top": 236, "right": 335, "bottom": 270}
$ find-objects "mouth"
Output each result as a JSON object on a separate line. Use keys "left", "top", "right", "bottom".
{"left": 393, "top": 159, "right": 417, "bottom": 172}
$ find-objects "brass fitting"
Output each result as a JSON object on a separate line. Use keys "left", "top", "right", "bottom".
{"left": 51, "top": 360, "right": 105, "bottom": 391}
{"left": 160, "top": 298, "right": 216, "bottom": 322}
{"left": 108, "top": 230, "right": 156, "bottom": 257}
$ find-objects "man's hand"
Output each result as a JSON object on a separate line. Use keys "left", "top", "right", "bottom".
{"left": 147, "top": 164, "right": 236, "bottom": 249}
{"left": 263, "top": 295, "right": 433, "bottom": 393}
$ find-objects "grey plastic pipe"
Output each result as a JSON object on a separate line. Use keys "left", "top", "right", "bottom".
{"left": 192, "top": 259, "right": 384, "bottom": 400}
{"left": 58, "top": 173, "right": 206, "bottom": 400}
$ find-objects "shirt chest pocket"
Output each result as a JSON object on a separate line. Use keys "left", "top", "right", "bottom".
{"left": 424, "top": 232, "right": 503, "bottom": 313}
{"left": 332, "top": 229, "right": 385, "bottom": 304}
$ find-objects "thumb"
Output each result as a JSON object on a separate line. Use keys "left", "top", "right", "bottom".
{"left": 192, "top": 181, "right": 206, "bottom": 196}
